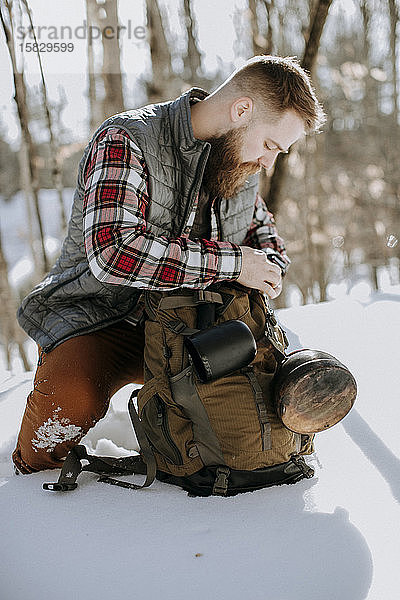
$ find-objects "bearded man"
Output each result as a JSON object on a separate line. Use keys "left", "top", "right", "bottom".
{"left": 13, "top": 55, "right": 325, "bottom": 474}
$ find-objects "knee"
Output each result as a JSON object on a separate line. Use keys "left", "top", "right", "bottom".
{"left": 12, "top": 442, "right": 64, "bottom": 474}
{"left": 13, "top": 379, "right": 110, "bottom": 474}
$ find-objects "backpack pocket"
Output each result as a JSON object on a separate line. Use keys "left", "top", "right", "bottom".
{"left": 137, "top": 376, "right": 192, "bottom": 466}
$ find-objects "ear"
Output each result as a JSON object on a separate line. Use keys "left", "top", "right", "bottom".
{"left": 230, "top": 97, "right": 254, "bottom": 123}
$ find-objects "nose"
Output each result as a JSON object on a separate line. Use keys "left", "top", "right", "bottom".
{"left": 259, "top": 149, "right": 280, "bottom": 170}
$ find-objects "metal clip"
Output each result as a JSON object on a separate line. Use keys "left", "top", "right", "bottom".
{"left": 212, "top": 466, "right": 230, "bottom": 496}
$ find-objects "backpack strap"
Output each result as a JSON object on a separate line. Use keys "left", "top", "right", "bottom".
{"left": 99, "top": 390, "right": 157, "bottom": 489}
{"left": 43, "top": 390, "right": 157, "bottom": 492}
{"left": 158, "top": 290, "right": 223, "bottom": 310}
{"left": 167, "top": 321, "right": 200, "bottom": 336}
{"left": 196, "top": 301, "right": 216, "bottom": 329}
{"left": 242, "top": 367, "right": 272, "bottom": 451}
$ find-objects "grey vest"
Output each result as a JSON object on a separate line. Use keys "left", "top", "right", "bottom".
{"left": 17, "top": 88, "right": 258, "bottom": 352}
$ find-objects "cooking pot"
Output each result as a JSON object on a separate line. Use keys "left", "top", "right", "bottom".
{"left": 274, "top": 349, "right": 357, "bottom": 434}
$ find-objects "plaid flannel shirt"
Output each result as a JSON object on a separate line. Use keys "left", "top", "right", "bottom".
{"left": 83, "top": 127, "right": 290, "bottom": 300}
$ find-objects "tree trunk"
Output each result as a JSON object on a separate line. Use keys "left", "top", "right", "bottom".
{"left": 371, "top": 263, "right": 379, "bottom": 292}
{"left": 388, "top": 0, "right": 398, "bottom": 127}
{"left": 0, "top": 229, "right": 30, "bottom": 372}
{"left": 248, "top": 0, "right": 275, "bottom": 206}
{"left": 301, "top": 0, "right": 332, "bottom": 73}
{"left": 0, "top": 1, "right": 49, "bottom": 275}
{"left": 248, "top": 0, "right": 274, "bottom": 56}
{"left": 266, "top": 0, "right": 333, "bottom": 215}
{"left": 360, "top": 0, "right": 378, "bottom": 117}
{"left": 86, "top": 0, "right": 102, "bottom": 132}
{"left": 249, "top": 0, "right": 264, "bottom": 55}
{"left": 17, "top": 136, "right": 38, "bottom": 273}
{"left": 262, "top": 0, "right": 274, "bottom": 55}
{"left": 183, "top": 0, "right": 202, "bottom": 80}
{"left": 20, "top": 0, "right": 67, "bottom": 235}
{"left": 387, "top": 0, "right": 399, "bottom": 286}
{"left": 145, "top": 0, "right": 175, "bottom": 102}
{"left": 99, "top": 0, "right": 125, "bottom": 119}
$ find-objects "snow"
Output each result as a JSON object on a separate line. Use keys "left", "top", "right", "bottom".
{"left": 1, "top": 288, "right": 400, "bottom": 600}
{"left": 31, "top": 406, "right": 83, "bottom": 453}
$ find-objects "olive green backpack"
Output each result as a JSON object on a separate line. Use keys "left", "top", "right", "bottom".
{"left": 44, "top": 284, "right": 314, "bottom": 497}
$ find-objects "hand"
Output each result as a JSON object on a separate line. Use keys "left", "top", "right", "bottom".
{"left": 236, "top": 247, "right": 282, "bottom": 298}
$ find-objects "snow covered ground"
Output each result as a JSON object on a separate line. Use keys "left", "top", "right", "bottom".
{"left": 1, "top": 286, "right": 400, "bottom": 600}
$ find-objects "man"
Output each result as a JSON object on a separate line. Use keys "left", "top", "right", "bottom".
{"left": 13, "top": 55, "right": 325, "bottom": 474}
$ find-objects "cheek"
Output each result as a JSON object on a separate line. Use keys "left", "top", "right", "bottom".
{"left": 241, "top": 138, "right": 262, "bottom": 162}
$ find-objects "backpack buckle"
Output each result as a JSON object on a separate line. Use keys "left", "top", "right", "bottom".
{"left": 290, "top": 456, "right": 314, "bottom": 479}
{"left": 212, "top": 466, "right": 230, "bottom": 496}
{"left": 195, "top": 290, "right": 207, "bottom": 303}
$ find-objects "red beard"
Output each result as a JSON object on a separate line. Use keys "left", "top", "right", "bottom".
{"left": 202, "top": 127, "right": 260, "bottom": 199}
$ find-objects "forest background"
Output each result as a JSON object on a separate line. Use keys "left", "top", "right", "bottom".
{"left": 0, "top": 0, "right": 399, "bottom": 371}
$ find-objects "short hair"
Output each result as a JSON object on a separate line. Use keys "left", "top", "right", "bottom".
{"left": 226, "top": 55, "right": 326, "bottom": 133}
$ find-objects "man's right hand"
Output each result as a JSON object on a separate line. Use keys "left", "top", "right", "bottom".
{"left": 236, "top": 246, "right": 282, "bottom": 299}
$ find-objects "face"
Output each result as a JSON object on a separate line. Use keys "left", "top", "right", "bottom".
{"left": 241, "top": 109, "right": 305, "bottom": 171}
{"left": 202, "top": 109, "right": 304, "bottom": 199}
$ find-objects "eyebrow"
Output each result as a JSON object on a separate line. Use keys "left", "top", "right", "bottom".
{"left": 269, "top": 139, "right": 289, "bottom": 153}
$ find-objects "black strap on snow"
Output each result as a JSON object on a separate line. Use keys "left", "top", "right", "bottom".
{"left": 43, "top": 389, "right": 156, "bottom": 492}
{"left": 42, "top": 445, "right": 148, "bottom": 491}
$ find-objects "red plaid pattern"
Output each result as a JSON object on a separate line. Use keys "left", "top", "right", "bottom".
{"left": 83, "top": 127, "right": 290, "bottom": 297}
{"left": 243, "top": 192, "right": 291, "bottom": 274}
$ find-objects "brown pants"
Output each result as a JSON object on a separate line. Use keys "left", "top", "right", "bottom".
{"left": 12, "top": 320, "right": 145, "bottom": 474}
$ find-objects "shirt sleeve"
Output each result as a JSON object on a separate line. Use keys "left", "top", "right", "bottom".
{"left": 83, "top": 127, "right": 242, "bottom": 290}
{"left": 242, "top": 192, "right": 291, "bottom": 275}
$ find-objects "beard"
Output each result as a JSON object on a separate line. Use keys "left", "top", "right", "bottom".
{"left": 201, "top": 126, "right": 261, "bottom": 199}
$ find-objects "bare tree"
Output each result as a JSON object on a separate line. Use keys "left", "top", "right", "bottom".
{"left": 20, "top": 0, "right": 67, "bottom": 234}
{"left": 181, "top": 0, "right": 214, "bottom": 91}
{"left": 0, "top": 228, "right": 30, "bottom": 372}
{"left": 247, "top": 0, "right": 274, "bottom": 207}
{"left": 388, "top": 0, "right": 399, "bottom": 127}
{"left": 84, "top": 0, "right": 125, "bottom": 121}
{"left": 267, "top": 0, "right": 333, "bottom": 215}
{"left": 248, "top": 0, "right": 273, "bottom": 56}
{"left": 387, "top": 0, "right": 400, "bottom": 277}
{"left": 183, "top": 0, "right": 202, "bottom": 81}
{"left": 86, "top": 0, "right": 102, "bottom": 132}
{"left": 145, "top": 0, "right": 176, "bottom": 102}
{"left": 0, "top": 0, "right": 49, "bottom": 275}
{"left": 98, "top": 0, "right": 125, "bottom": 118}
{"left": 249, "top": 0, "right": 265, "bottom": 55}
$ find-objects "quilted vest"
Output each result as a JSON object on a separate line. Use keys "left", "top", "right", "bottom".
{"left": 17, "top": 88, "right": 259, "bottom": 352}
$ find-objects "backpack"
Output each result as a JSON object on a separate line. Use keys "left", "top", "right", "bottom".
{"left": 44, "top": 284, "right": 315, "bottom": 497}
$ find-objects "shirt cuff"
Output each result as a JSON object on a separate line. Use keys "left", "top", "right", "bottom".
{"left": 210, "top": 242, "right": 242, "bottom": 284}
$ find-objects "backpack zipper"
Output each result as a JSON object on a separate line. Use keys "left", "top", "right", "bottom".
{"left": 155, "top": 396, "right": 183, "bottom": 465}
